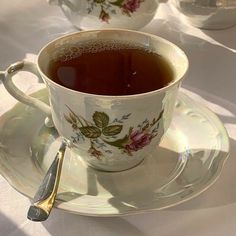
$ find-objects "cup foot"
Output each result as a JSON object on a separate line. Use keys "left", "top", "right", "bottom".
{"left": 70, "top": 148, "right": 147, "bottom": 172}
{"left": 86, "top": 157, "right": 146, "bottom": 172}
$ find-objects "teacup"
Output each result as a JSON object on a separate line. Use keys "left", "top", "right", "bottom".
{"left": 0, "top": 29, "right": 188, "bottom": 171}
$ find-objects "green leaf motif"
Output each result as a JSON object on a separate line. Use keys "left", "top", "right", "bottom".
{"left": 150, "top": 110, "right": 164, "bottom": 127}
{"left": 93, "top": 111, "right": 109, "bottom": 128}
{"left": 103, "top": 135, "right": 129, "bottom": 148}
{"left": 69, "top": 112, "right": 77, "bottom": 123}
{"left": 64, "top": 114, "right": 72, "bottom": 124}
{"left": 142, "top": 123, "right": 149, "bottom": 131}
{"left": 109, "top": 0, "right": 124, "bottom": 7}
{"left": 79, "top": 126, "right": 101, "bottom": 138}
{"left": 102, "top": 125, "right": 122, "bottom": 136}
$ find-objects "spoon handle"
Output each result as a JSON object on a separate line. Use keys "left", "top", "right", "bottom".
{"left": 27, "top": 142, "right": 67, "bottom": 221}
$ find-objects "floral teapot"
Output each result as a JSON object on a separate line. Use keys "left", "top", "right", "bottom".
{"left": 48, "top": 0, "right": 166, "bottom": 30}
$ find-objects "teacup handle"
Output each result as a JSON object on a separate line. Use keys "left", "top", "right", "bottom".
{"left": 0, "top": 61, "right": 53, "bottom": 125}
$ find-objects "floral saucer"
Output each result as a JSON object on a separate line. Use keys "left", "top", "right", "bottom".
{"left": 0, "top": 89, "right": 229, "bottom": 216}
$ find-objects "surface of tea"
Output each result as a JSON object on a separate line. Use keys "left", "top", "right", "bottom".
{"left": 48, "top": 42, "right": 174, "bottom": 95}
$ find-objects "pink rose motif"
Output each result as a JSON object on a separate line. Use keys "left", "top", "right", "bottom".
{"left": 122, "top": 0, "right": 141, "bottom": 14}
{"left": 99, "top": 9, "right": 110, "bottom": 23}
{"left": 89, "top": 146, "right": 102, "bottom": 160}
{"left": 125, "top": 130, "right": 152, "bottom": 153}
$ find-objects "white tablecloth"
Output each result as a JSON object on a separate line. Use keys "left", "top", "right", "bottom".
{"left": 1, "top": 1, "right": 236, "bottom": 235}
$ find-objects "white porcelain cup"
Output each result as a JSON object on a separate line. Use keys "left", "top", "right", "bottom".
{"left": 0, "top": 29, "right": 188, "bottom": 171}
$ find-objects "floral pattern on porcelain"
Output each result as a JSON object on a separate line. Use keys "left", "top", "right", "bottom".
{"left": 87, "top": 0, "right": 145, "bottom": 23}
{"left": 64, "top": 106, "right": 164, "bottom": 159}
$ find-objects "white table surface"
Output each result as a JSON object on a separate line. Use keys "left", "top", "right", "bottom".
{"left": 0, "top": 1, "right": 236, "bottom": 235}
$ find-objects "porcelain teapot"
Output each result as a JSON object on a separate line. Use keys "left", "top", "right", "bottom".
{"left": 171, "top": 0, "right": 236, "bottom": 29}
{"left": 48, "top": 0, "right": 167, "bottom": 30}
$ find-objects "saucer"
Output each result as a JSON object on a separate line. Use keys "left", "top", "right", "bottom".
{"left": 0, "top": 89, "right": 229, "bottom": 216}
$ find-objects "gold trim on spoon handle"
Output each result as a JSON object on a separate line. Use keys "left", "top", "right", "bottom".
{"left": 27, "top": 141, "right": 67, "bottom": 221}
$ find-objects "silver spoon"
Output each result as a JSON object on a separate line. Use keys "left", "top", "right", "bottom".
{"left": 27, "top": 141, "right": 67, "bottom": 221}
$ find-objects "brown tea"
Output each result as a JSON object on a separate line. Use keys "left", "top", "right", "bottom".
{"left": 48, "top": 41, "right": 174, "bottom": 95}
